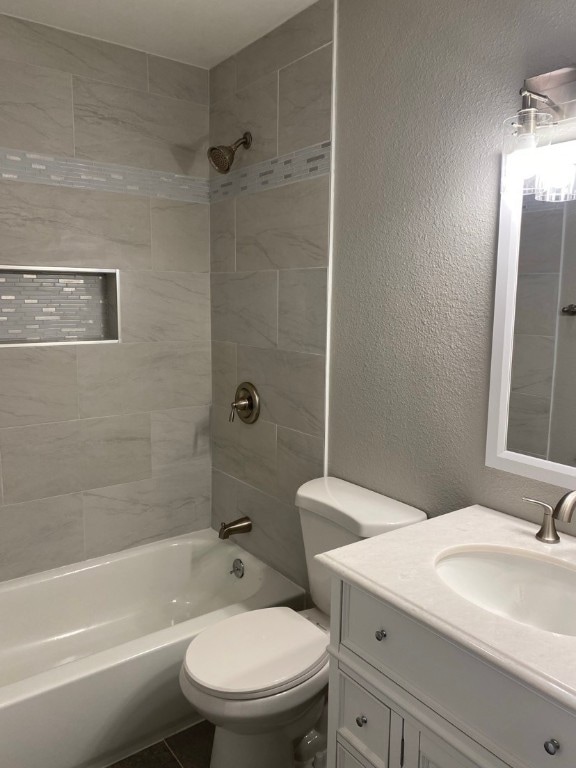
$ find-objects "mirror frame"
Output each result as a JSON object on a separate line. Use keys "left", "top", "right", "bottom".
{"left": 486, "top": 142, "right": 576, "bottom": 490}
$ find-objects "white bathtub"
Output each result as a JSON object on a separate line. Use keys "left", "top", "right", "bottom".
{"left": 0, "top": 528, "right": 305, "bottom": 768}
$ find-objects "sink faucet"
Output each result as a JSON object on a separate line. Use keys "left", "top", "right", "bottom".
{"left": 218, "top": 516, "right": 252, "bottom": 540}
{"left": 523, "top": 491, "right": 576, "bottom": 543}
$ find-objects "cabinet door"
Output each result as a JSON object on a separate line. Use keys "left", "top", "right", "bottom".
{"left": 418, "top": 730, "right": 502, "bottom": 768}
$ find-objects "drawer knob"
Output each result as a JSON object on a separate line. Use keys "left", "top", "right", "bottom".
{"left": 544, "top": 739, "right": 560, "bottom": 756}
{"left": 355, "top": 715, "right": 368, "bottom": 728}
{"left": 375, "top": 629, "right": 387, "bottom": 641}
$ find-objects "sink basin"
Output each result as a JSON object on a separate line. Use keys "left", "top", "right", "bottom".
{"left": 436, "top": 548, "right": 576, "bottom": 636}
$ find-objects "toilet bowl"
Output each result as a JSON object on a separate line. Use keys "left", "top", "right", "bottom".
{"left": 180, "top": 607, "right": 329, "bottom": 768}
{"left": 179, "top": 477, "right": 427, "bottom": 768}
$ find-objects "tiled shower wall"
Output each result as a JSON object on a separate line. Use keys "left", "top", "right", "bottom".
{"left": 0, "top": 16, "right": 211, "bottom": 581}
{"left": 209, "top": 0, "right": 333, "bottom": 587}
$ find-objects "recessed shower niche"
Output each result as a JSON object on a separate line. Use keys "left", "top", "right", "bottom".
{"left": 0, "top": 267, "right": 119, "bottom": 346}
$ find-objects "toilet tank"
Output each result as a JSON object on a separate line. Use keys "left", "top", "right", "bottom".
{"left": 296, "top": 477, "right": 427, "bottom": 615}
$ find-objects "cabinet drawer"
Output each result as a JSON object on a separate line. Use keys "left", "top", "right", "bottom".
{"left": 342, "top": 584, "right": 576, "bottom": 768}
{"left": 337, "top": 743, "right": 375, "bottom": 768}
{"left": 338, "top": 671, "right": 390, "bottom": 767}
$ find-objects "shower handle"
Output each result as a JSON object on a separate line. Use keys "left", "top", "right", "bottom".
{"left": 229, "top": 382, "right": 260, "bottom": 424}
{"left": 229, "top": 397, "right": 250, "bottom": 421}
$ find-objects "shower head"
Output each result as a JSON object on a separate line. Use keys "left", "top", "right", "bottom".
{"left": 208, "top": 132, "right": 252, "bottom": 174}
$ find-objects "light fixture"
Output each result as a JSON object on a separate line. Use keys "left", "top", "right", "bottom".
{"left": 503, "top": 67, "right": 576, "bottom": 202}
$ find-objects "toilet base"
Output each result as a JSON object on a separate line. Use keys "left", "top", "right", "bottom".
{"left": 210, "top": 727, "right": 294, "bottom": 768}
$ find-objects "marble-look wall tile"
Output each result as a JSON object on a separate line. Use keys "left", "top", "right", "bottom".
{"left": 73, "top": 77, "right": 209, "bottom": 176}
{"left": 276, "top": 426, "right": 324, "bottom": 504}
{"left": 0, "top": 58, "right": 73, "bottom": 155}
{"left": 80, "top": 413, "right": 151, "bottom": 490}
{"left": 0, "top": 420, "right": 81, "bottom": 503}
{"left": 278, "top": 44, "right": 332, "bottom": 155}
{"left": 510, "top": 334, "right": 555, "bottom": 398}
{"left": 212, "top": 341, "right": 237, "bottom": 407}
{"left": 0, "top": 347, "right": 78, "bottom": 427}
{"left": 0, "top": 494, "right": 84, "bottom": 581}
{"left": 78, "top": 341, "right": 211, "bottom": 417}
{"left": 210, "top": 73, "right": 278, "bottom": 170}
{"left": 151, "top": 406, "right": 210, "bottom": 476}
{"left": 210, "top": 58, "right": 236, "bottom": 105}
{"left": 518, "top": 208, "right": 563, "bottom": 274}
{"left": 507, "top": 393, "right": 551, "bottom": 457}
{"left": 234, "top": 0, "right": 333, "bottom": 89}
{"left": 210, "top": 199, "right": 236, "bottom": 273}
{"left": 278, "top": 268, "right": 327, "bottom": 354}
{"left": 120, "top": 271, "right": 210, "bottom": 342}
{"left": 212, "top": 469, "right": 307, "bottom": 586}
{"left": 211, "top": 271, "right": 277, "bottom": 347}
{"left": 151, "top": 200, "right": 209, "bottom": 272}
{"left": 0, "top": 15, "right": 147, "bottom": 90}
{"left": 236, "top": 176, "right": 329, "bottom": 270}
{"left": 0, "top": 181, "right": 151, "bottom": 270}
{"left": 237, "top": 345, "right": 325, "bottom": 435}
{"left": 514, "top": 274, "right": 560, "bottom": 336}
{"left": 83, "top": 467, "right": 211, "bottom": 557}
{"left": 212, "top": 405, "right": 277, "bottom": 495}
{"left": 148, "top": 56, "right": 209, "bottom": 105}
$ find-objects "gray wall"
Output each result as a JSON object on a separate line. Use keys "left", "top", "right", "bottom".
{"left": 0, "top": 16, "right": 211, "bottom": 581}
{"left": 209, "top": 0, "right": 333, "bottom": 587}
{"left": 329, "top": 0, "right": 576, "bottom": 520}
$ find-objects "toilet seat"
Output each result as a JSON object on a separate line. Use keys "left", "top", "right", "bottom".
{"left": 183, "top": 607, "right": 328, "bottom": 700}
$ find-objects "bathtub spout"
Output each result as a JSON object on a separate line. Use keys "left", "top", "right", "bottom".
{"left": 219, "top": 516, "right": 252, "bottom": 539}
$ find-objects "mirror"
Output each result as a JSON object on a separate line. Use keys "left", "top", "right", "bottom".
{"left": 487, "top": 139, "right": 576, "bottom": 488}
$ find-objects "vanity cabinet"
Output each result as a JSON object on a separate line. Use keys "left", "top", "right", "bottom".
{"left": 327, "top": 581, "right": 575, "bottom": 768}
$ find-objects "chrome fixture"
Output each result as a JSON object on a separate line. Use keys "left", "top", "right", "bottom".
{"left": 523, "top": 491, "right": 576, "bottom": 543}
{"left": 229, "top": 558, "right": 245, "bottom": 579}
{"left": 208, "top": 132, "right": 252, "bottom": 174}
{"left": 229, "top": 382, "right": 260, "bottom": 424}
{"left": 218, "top": 516, "right": 253, "bottom": 540}
{"left": 544, "top": 739, "right": 561, "bottom": 756}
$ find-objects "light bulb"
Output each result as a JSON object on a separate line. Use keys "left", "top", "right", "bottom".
{"left": 514, "top": 133, "right": 539, "bottom": 179}
{"left": 535, "top": 145, "right": 576, "bottom": 202}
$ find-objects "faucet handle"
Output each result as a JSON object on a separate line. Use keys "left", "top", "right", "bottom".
{"left": 229, "top": 397, "right": 249, "bottom": 422}
{"left": 522, "top": 498, "right": 560, "bottom": 544}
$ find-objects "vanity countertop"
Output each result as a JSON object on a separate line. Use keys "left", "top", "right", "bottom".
{"left": 317, "top": 505, "right": 576, "bottom": 713}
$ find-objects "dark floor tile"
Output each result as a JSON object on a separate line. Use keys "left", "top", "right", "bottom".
{"left": 166, "top": 720, "right": 215, "bottom": 768}
{"left": 110, "top": 741, "right": 181, "bottom": 768}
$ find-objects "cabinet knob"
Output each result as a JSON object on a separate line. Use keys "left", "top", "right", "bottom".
{"left": 355, "top": 715, "right": 368, "bottom": 728}
{"left": 544, "top": 739, "right": 560, "bottom": 756}
{"left": 375, "top": 629, "right": 387, "bottom": 641}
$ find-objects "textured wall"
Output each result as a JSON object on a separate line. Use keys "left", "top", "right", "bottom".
{"left": 209, "top": 0, "right": 333, "bottom": 587}
{"left": 0, "top": 16, "right": 211, "bottom": 581}
{"left": 329, "top": 0, "right": 576, "bottom": 520}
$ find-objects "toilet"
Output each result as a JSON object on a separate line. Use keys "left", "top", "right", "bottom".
{"left": 179, "top": 477, "right": 426, "bottom": 768}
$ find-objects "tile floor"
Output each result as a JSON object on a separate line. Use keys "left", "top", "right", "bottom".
{"left": 110, "top": 721, "right": 215, "bottom": 768}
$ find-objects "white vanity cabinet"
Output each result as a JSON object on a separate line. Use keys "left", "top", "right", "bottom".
{"left": 326, "top": 580, "right": 576, "bottom": 768}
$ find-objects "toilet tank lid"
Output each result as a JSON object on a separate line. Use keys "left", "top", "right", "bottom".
{"left": 296, "top": 477, "right": 427, "bottom": 536}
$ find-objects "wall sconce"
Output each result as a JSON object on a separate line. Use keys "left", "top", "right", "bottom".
{"left": 504, "top": 67, "right": 576, "bottom": 202}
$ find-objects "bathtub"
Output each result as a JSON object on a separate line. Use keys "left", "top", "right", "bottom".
{"left": 0, "top": 529, "right": 305, "bottom": 768}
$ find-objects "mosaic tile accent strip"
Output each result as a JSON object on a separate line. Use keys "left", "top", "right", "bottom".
{"left": 0, "top": 142, "right": 331, "bottom": 204}
{"left": 0, "top": 270, "right": 117, "bottom": 344}
{"left": 0, "top": 148, "right": 210, "bottom": 203}
{"left": 210, "top": 142, "right": 331, "bottom": 202}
